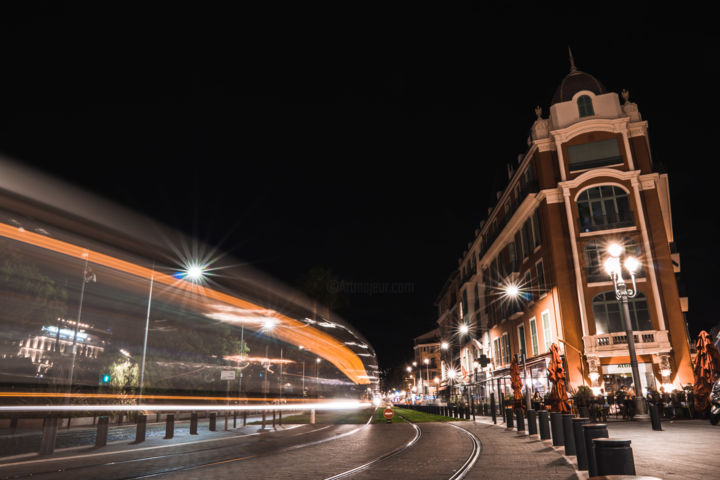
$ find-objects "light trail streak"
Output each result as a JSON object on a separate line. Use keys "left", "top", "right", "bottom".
{"left": 0, "top": 392, "right": 326, "bottom": 402}
{"left": 0, "top": 222, "right": 369, "bottom": 384}
{"left": 0, "top": 400, "right": 372, "bottom": 413}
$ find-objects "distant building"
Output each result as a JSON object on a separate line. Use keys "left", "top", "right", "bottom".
{"left": 413, "top": 328, "right": 441, "bottom": 397}
{"left": 436, "top": 56, "right": 693, "bottom": 403}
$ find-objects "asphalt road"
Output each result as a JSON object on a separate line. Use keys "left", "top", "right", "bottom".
{"left": 0, "top": 418, "right": 580, "bottom": 479}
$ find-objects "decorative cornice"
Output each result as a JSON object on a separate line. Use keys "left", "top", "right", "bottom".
{"left": 558, "top": 167, "right": 641, "bottom": 193}
{"left": 533, "top": 137, "right": 556, "bottom": 152}
{"left": 639, "top": 173, "right": 658, "bottom": 191}
{"left": 537, "top": 188, "right": 563, "bottom": 204}
{"left": 550, "top": 116, "right": 630, "bottom": 144}
{"left": 627, "top": 121, "right": 649, "bottom": 138}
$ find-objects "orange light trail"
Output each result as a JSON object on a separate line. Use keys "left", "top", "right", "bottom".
{"left": 0, "top": 222, "right": 370, "bottom": 384}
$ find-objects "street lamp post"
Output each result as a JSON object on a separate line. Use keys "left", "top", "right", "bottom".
{"left": 67, "top": 255, "right": 96, "bottom": 398}
{"left": 424, "top": 358, "right": 430, "bottom": 396}
{"left": 604, "top": 243, "right": 648, "bottom": 418}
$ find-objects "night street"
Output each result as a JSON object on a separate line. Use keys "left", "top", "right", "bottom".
{"left": 2, "top": 4, "right": 719, "bottom": 479}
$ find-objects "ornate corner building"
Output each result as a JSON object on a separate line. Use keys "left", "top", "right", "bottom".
{"left": 436, "top": 58, "right": 693, "bottom": 401}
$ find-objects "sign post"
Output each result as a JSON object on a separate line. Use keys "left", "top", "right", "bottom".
{"left": 383, "top": 407, "right": 394, "bottom": 424}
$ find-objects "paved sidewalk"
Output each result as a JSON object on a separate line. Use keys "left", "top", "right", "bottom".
{"left": 472, "top": 415, "right": 720, "bottom": 480}
{"left": 605, "top": 419, "right": 720, "bottom": 480}
{"left": 465, "top": 419, "right": 577, "bottom": 480}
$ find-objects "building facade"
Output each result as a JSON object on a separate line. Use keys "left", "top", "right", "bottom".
{"left": 436, "top": 59, "right": 693, "bottom": 403}
{"left": 412, "top": 328, "right": 442, "bottom": 398}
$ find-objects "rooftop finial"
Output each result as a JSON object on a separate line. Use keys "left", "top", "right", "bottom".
{"left": 568, "top": 46, "right": 577, "bottom": 73}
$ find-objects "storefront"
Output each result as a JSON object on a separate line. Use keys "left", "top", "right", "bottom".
{"left": 600, "top": 362, "right": 655, "bottom": 394}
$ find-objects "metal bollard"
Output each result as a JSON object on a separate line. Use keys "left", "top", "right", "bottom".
{"left": 39, "top": 416, "right": 58, "bottom": 455}
{"left": 310, "top": 409, "right": 316, "bottom": 424}
{"left": 135, "top": 414, "right": 147, "bottom": 444}
{"left": 515, "top": 408, "right": 525, "bottom": 432}
{"left": 272, "top": 410, "right": 276, "bottom": 429}
{"left": 506, "top": 408, "right": 514, "bottom": 428}
{"left": 261, "top": 411, "right": 266, "bottom": 430}
{"left": 526, "top": 409, "right": 537, "bottom": 435}
{"left": 242, "top": 410, "right": 247, "bottom": 426}
{"left": 583, "top": 423, "right": 609, "bottom": 478}
{"left": 233, "top": 411, "right": 237, "bottom": 428}
{"left": 209, "top": 412, "right": 217, "bottom": 431}
{"left": 279, "top": 410, "right": 283, "bottom": 426}
{"left": 490, "top": 394, "right": 497, "bottom": 424}
{"left": 572, "top": 417, "right": 590, "bottom": 470}
{"left": 165, "top": 414, "right": 175, "bottom": 439}
{"left": 95, "top": 416, "right": 109, "bottom": 447}
{"left": 650, "top": 404, "right": 663, "bottom": 431}
{"left": 549, "top": 412, "right": 564, "bottom": 446}
{"left": 538, "top": 410, "right": 551, "bottom": 439}
{"left": 593, "top": 438, "right": 635, "bottom": 476}
{"left": 562, "top": 413, "right": 576, "bottom": 455}
{"left": 190, "top": 412, "right": 198, "bottom": 435}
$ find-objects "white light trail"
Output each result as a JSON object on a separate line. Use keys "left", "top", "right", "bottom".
{"left": 0, "top": 400, "right": 371, "bottom": 413}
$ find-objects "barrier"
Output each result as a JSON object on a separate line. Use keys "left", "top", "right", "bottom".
{"left": 134, "top": 414, "right": 147, "bottom": 443}
{"left": 165, "top": 414, "right": 175, "bottom": 439}
{"left": 593, "top": 438, "right": 635, "bottom": 476}
{"left": 209, "top": 412, "right": 217, "bottom": 432}
{"left": 39, "top": 416, "right": 58, "bottom": 455}
{"left": 526, "top": 409, "right": 537, "bottom": 435}
{"left": 549, "top": 412, "right": 564, "bottom": 446}
{"left": 515, "top": 408, "right": 525, "bottom": 432}
{"left": 95, "top": 416, "right": 109, "bottom": 447}
{"left": 190, "top": 412, "right": 198, "bottom": 435}
{"left": 562, "top": 413, "right": 575, "bottom": 455}
{"left": 537, "top": 410, "right": 550, "bottom": 439}
{"left": 571, "top": 417, "right": 590, "bottom": 470}
{"left": 582, "top": 423, "right": 609, "bottom": 478}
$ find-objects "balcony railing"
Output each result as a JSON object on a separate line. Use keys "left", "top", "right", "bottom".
{"left": 584, "top": 329, "right": 671, "bottom": 357}
{"left": 579, "top": 215, "right": 634, "bottom": 233}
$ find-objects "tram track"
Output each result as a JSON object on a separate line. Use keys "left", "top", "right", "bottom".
{"left": 323, "top": 412, "right": 481, "bottom": 480}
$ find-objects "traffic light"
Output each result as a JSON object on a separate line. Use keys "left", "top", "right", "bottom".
{"left": 101, "top": 374, "right": 111, "bottom": 383}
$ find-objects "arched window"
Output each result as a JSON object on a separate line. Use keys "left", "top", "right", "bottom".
{"left": 584, "top": 237, "right": 642, "bottom": 282}
{"left": 577, "top": 95, "right": 594, "bottom": 117}
{"left": 592, "top": 291, "right": 652, "bottom": 334}
{"left": 577, "top": 186, "right": 633, "bottom": 232}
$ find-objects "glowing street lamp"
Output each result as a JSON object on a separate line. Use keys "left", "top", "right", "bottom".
{"left": 604, "top": 242, "right": 648, "bottom": 418}
{"left": 441, "top": 341, "right": 449, "bottom": 350}
{"left": 459, "top": 323, "right": 469, "bottom": 335}
{"left": 185, "top": 264, "right": 206, "bottom": 282}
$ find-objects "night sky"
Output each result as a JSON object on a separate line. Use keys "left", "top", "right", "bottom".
{"left": 1, "top": 5, "right": 716, "bottom": 374}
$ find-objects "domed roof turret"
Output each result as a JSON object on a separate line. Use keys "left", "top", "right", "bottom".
{"left": 551, "top": 49, "right": 607, "bottom": 105}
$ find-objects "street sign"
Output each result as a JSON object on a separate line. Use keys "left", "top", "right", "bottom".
{"left": 383, "top": 407, "right": 394, "bottom": 421}
{"left": 220, "top": 370, "right": 236, "bottom": 380}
